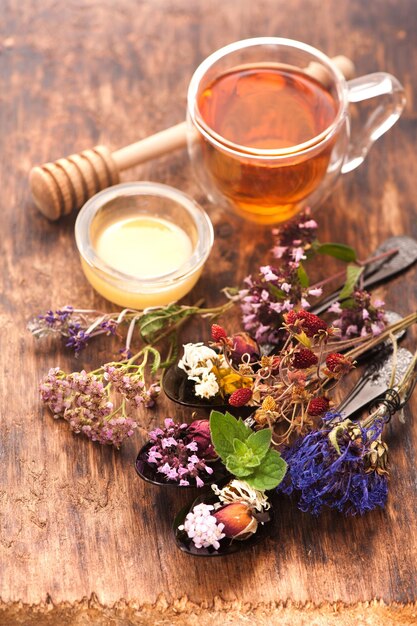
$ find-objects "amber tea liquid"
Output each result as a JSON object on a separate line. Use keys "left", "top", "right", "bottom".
{"left": 197, "top": 65, "right": 338, "bottom": 222}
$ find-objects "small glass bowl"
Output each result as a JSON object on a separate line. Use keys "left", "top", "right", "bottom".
{"left": 75, "top": 182, "right": 214, "bottom": 308}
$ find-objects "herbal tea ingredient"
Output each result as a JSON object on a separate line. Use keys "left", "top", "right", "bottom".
{"left": 31, "top": 210, "right": 415, "bottom": 448}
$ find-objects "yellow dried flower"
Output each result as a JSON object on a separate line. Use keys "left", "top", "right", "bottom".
{"left": 211, "top": 365, "right": 253, "bottom": 397}
{"left": 261, "top": 396, "right": 276, "bottom": 412}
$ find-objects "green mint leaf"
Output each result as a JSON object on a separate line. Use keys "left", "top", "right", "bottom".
{"left": 244, "top": 449, "right": 288, "bottom": 490}
{"left": 209, "top": 411, "right": 251, "bottom": 461}
{"left": 338, "top": 264, "right": 364, "bottom": 301}
{"left": 233, "top": 438, "right": 249, "bottom": 455}
{"left": 232, "top": 439, "right": 262, "bottom": 468}
{"left": 297, "top": 263, "right": 310, "bottom": 288}
{"left": 245, "top": 429, "right": 272, "bottom": 462}
{"left": 226, "top": 456, "right": 254, "bottom": 478}
{"left": 225, "top": 412, "right": 252, "bottom": 440}
{"left": 315, "top": 243, "right": 357, "bottom": 263}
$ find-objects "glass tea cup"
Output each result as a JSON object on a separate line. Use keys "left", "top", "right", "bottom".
{"left": 186, "top": 37, "right": 405, "bottom": 224}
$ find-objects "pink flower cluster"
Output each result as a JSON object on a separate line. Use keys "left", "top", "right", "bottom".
{"left": 239, "top": 210, "right": 321, "bottom": 344}
{"left": 40, "top": 368, "right": 137, "bottom": 447}
{"left": 104, "top": 365, "right": 160, "bottom": 408}
{"left": 329, "top": 291, "right": 386, "bottom": 338}
{"left": 147, "top": 418, "right": 215, "bottom": 487}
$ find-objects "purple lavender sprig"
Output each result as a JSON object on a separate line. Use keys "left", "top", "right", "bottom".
{"left": 147, "top": 418, "right": 215, "bottom": 487}
{"left": 28, "top": 306, "right": 120, "bottom": 355}
{"left": 29, "top": 301, "right": 235, "bottom": 357}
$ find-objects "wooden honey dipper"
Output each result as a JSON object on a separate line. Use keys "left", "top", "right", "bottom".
{"left": 30, "top": 55, "right": 355, "bottom": 221}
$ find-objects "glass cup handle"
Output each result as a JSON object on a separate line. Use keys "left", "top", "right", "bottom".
{"left": 342, "top": 73, "right": 406, "bottom": 174}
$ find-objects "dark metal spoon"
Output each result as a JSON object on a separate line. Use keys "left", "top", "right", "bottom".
{"left": 337, "top": 347, "right": 414, "bottom": 419}
{"left": 312, "top": 236, "right": 417, "bottom": 315}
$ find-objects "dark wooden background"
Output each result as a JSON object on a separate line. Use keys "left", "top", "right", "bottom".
{"left": 1, "top": 1, "right": 417, "bottom": 624}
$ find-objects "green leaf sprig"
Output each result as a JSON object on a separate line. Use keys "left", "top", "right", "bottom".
{"left": 209, "top": 410, "right": 287, "bottom": 491}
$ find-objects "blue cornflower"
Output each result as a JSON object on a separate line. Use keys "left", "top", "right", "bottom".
{"left": 278, "top": 412, "right": 388, "bottom": 516}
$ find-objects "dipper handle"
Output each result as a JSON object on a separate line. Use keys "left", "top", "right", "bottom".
{"left": 30, "top": 55, "right": 355, "bottom": 220}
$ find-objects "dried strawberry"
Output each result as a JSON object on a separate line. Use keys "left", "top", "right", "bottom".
{"left": 291, "top": 348, "right": 318, "bottom": 369}
{"left": 228, "top": 387, "right": 253, "bottom": 407}
{"left": 211, "top": 324, "right": 227, "bottom": 342}
{"left": 307, "top": 396, "right": 330, "bottom": 416}
{"left": 326, "top": 353, "right": 354, "bottom": 375}
{"left": 296, "top": 310, "right": 328, "bottom": 337}
{"left": 284, "top": 309, "right": 327, "bottom": 337}
{"left": 284, "top": 310, "right": 298, "bottom": 325}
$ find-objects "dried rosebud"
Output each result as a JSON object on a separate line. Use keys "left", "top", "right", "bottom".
{"left": 213, "top": 502, "right": 258, "bottom": 540}
{"left": 228, "top": 387, "right": 253, "bottom": 407}
{"left": 291, "top": 348, "right": 318, "bottom": 369}
{"left": 230, "top": 332, "right": 260, "bottom": 364}
{"left": 187, "top": 419, "right": 217, "bottom": 460}
{"left": 307, "top": 396, "right": 330, "bottom": 416}
{"left": 211, "top": 324, "right": 228, "bottom": 342}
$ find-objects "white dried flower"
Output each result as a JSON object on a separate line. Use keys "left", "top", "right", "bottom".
{"left": 212, "top": 479, "right": 270, "bottom": 512}
{"left": 178, "top": 342, "right": 218, "bottom": 381}
{"left": 194, "top": 372, "right": 220, "bottom": 399}
{"left": 178, "top": 502, "right": 225, "bottom": 550}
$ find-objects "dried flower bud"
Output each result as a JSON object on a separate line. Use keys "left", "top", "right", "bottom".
{"left": 228, "top": 387, "right": 253, "bottom": 407}
{"left": 261, "top": 396, "right": 276, "bottom": 412}
{"left": 230, "top": 332, "right": 260, "bottom": 365}
{"left": 213, "top": 502, "right": 258, "bottom": 540}
{"left": 187, "top": 419, "right": 217, "bottom": 460}
{"left": 365, "top": 440, "right": 389, "bottom": 475}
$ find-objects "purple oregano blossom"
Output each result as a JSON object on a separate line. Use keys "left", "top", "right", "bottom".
{"left": 40, "top": 361, "right": 160, "bottom": 448}
{"left": 239, "top": 210, "right": 322, "bottom": 344}
{"left": 329, "top": 290, "right": 386, "bottom": 339}
{"left": 147, "top": 418, "right": 216, "bottom": 487}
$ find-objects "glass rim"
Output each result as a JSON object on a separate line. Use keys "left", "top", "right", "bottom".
{"left": 187, "top": 37, "right": 349, "bottom": 159}
{"left": 75, "top": 182, "right": 214, "bottom": 291}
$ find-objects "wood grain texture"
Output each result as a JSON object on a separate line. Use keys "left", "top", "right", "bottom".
{"left": 1, "top": 0, "right": 417, "bottom": 621}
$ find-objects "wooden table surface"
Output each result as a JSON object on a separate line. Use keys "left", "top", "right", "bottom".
{"left": 1, "top": 1, "right": 417, "bottom": 624}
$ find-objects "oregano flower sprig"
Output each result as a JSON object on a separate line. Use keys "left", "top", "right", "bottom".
{"left": 40, "top": 346, "right": 161, "bottom": 447}
{"left": 239, "top": 209, "right": 396, "bottom": 345}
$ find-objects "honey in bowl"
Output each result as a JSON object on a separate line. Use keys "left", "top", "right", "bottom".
{"left": 197, "top": 65, "right": 338, "bottom": 221}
